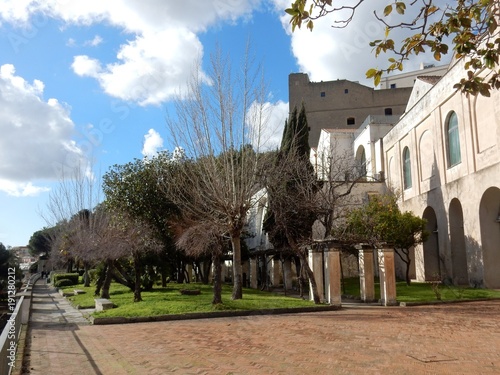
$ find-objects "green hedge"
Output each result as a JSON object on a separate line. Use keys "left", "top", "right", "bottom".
{"left": 52, "top": 273, "right": 79, "bottom": 286}
{"left": 54, "top": 279, "right": 74, "bottom": 288}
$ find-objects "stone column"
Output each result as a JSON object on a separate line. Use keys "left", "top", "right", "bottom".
{"left": 327, "top": 248, "right": 342, "bottom": 306}
{"left": 378, "top": 247, "right": 398, "bottom": 306}
{"left": 283, "top": 258, "right": 293, "bottom": 290}
{"left": 358, "top": 245, "right": 375, "bottom": 302}
{"left": 272, "top": 258, "right": 281, "bottom": 286}
{"left": 309, "top": 249, "right": 324, "bottom": 302}
{"left": 250, "top": 257, "right": 258, "bottom": 289}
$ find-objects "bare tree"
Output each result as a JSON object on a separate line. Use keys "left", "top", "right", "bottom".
{"left": 160, "top": 46, "right": 271, "bottom": 300}
{"left": 176, "top": 221, "right": 230, "bottom": 305}
{"left": 263, "top": 138, "right": 366, "bottom": 302}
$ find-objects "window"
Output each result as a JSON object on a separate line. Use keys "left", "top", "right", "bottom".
{"left": 384, "top": 108, "right": 393, "bottom": 116}
{"left": 358, "top": 147, "right": 367, "bottom": 177}
{"left": 320, "top": 91, "right": 326, "bottom": 97}
{"left": 390, "top": 83, "right": 396, "bottom": 89}
{"left": 347, "top": 117, "right": 355, "bottom": 125}
{"left": 403, "top": 147, "right": 412, "bottom": 189}
{"left": 344, "top": 89, "right": 349, "bottom": 94}
{"left": 446, "top": 111, "right": 461, "bottom": 167}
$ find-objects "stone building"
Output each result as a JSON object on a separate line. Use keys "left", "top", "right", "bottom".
{"left": 383, "top": 58, "right": 500, "bottom": 288}
{"left": 247, "top": 56, "right": 499, "bottom": 297}
{"left": 289, "top": 73, "right": 412, "bottom": 147}
{"left": 310, "top": 56, "right": 500, "bottom": 289}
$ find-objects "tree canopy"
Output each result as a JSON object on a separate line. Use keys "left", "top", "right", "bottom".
{"left": 286, "top": 0, "right": 500, "bottom": 96}
{"left": 341, "top": 193, "right": 429, "bottom": 284}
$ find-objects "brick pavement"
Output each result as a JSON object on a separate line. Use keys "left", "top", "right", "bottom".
{"left": 22, "top": 281, "right": 500, "bottom": 374}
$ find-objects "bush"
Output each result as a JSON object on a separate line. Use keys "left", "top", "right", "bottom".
{"left": 54, "top": 278, "right": 75, "bottom": 287}
{"left": 52, "top": 273, "right": 79, "bottom": 285}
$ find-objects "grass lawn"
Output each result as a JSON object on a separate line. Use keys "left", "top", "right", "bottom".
{"left": 341, "top": 277, "right": 500, "bottom": 303}
{"left": 60, "top": 282, "right": 316, "bottom": 318}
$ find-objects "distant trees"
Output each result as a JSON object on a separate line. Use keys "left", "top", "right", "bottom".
{"left": 28, "top": 228, "right": 54, "bottom": 257}
{"left": 0, "top": 243, "right": 20, "bottom": 294}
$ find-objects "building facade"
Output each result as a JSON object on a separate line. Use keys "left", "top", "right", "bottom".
{"left": 383, "top": 58, "right": 500, "bottom": 288}
{"left": 289, "top": 73, "right": 412, "bottom": 148}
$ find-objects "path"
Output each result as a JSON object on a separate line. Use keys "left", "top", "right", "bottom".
{"left": 21, "top": 281, "right": 500, "bottom": 374}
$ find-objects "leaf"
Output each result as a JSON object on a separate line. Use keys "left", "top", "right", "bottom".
{"left": 366, "top": 68, "right": 378, "bottom": 78}
{"left": 383, "top": 5, "right": 393, "bottom": 16}
{"left": 374, "top": 72, "right": 382, "bottom": 87}
{"left": 434, "top": 51, "right": 441, "bottom": 61}
{"left": 395, "top": 2, "right": 406, "bottom": 15}
{"left": 307, "top": 19, "right": 314, "bottom": 31}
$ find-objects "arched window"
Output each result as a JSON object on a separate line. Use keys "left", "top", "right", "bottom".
{"left": 446, "top": 111, "right": 461, "bottom": 167}
{"left": 403, "top": 147, "right": 412, "bottom": 189}
{"left": 347, "top": 117, "right": 355, "bottom": 125}
{"left": 384, "top": 107, "right": 393, "bottom": 116}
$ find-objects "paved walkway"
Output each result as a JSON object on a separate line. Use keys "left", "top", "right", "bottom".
{"left": 22, "top": 280, "right": 500, "bottom": 374}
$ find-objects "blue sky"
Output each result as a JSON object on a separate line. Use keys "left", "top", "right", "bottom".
{"left": 0, "top": 0, "right": 442, "bottom": 247}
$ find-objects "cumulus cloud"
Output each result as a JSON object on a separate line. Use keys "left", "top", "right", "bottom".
{"left": 248, "top": 100, "right": 288, "bottom": 152}
{"left": 272, "top": 0, "right": 450, "bottom": 85}
{"left": 142, "top": 128, "right": 164, "bottom": 157}
{"left": 0, "top": 1, "right": 262, "bottom": 105}
{"left": 0, "top": 64, "right": 87, "bottom": 196}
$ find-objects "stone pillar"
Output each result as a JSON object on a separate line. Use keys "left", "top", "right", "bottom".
{"left": 272, "top": 258, "right": 281, "bottom": 286}
{"left": 250, "top": 257, "right": 258, "bottom": 289}
{"left": 358, "top": 246, "right": 375, "bottom": 302}
{"left": 309, "top": 249, "right": 324, "bottom": 302}
{"left": 283, "top": 258, "right": 293, "bottom": 290}
{"left": 327, "top": 248, "right": 342, "bottom": 306}
{"left": 378, "top": 247, "right": 397, "bottom": 306}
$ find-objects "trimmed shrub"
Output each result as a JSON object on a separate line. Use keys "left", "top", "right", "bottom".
{"left": 54, "top": 279, "right": 74, "bottom": 288}
{"left": 52, "top": 273, "right": 79, "bottom": 285}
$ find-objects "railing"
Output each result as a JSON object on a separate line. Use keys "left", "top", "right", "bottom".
{"left": 0, "top": 273, "right": 40, "bottom": 375}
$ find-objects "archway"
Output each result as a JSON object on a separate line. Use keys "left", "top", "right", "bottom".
{"left": 449, "top": 198, "right": 468, "bottom": 285}
{"left": 480, "top": 187, "right": 500, "bottom": 288}
{"left": 422, "top": 206, "right": 440, "bottom": 280}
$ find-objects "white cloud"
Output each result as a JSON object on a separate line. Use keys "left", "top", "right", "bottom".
{"left": 0, "top": 64, "right": 88, "bottom": 196}
{"left": 273, "top": 0, "right": 450, "bottom": 85}
{"left": 142, "top": 128, "right": 164, "bottom": 157}
{"left": 0, "top": 1, "right": 262, "bottom": 105}
{"left": 72, "top": 55, "right": 101, "bottom": 77}
{"left": 248, "top": 100, "right": 288, "bottom": 152}
{"left": 84, "top": 35, "right": 103, "bottom": 46}
{"left": 0, "top": 180, "right": 50, "bottom": 197}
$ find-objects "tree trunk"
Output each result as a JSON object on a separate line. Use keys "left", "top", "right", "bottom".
{"left": 133, "top": 253, "right": 142, "bottom": 302}
{"left": 405, "top": 259, "right": 411, "bottom": 286}
{"left": 101, "top": 259, "right": 114, "bottom": 299}
{"left": 288, "top": 235, "right": 320, "bottom": 304}
{"left": 212, "top": 253, "right": 222, "bottom": 305}
{"left": 231, "top": 232, "right": 243, "bottom": 300}
{"left": 94, "top": 262, "right": 107, "bottom": 296}
{"left": 83, "top": 262, "right": 91, "bottom": 287}
{"left": 300, "top": 252, "right": 321, "bottom": 304}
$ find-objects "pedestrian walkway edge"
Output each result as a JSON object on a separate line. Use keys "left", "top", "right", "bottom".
{"left": 91, "top": 304, "right": 341, "bottom": 325}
